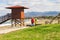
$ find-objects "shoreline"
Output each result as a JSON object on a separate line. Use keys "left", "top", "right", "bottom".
{"left": 0, "top": 24, "right": 11, "bottom": 27}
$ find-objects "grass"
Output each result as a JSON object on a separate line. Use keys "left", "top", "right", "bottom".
{"left": 0, "top": 24, "right": 60, "bottom": 40}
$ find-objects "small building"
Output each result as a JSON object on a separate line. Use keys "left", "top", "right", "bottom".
{"left": 6, "top": 5, "right": 28, "bottom": 27}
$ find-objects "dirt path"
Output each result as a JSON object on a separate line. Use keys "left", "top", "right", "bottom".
{"left": 0, "top": 26, "right": 28, "bottom": 34}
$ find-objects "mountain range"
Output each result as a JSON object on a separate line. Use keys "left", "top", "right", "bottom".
{"left": 25, "top": 11, "right": 60, "bottom": 17}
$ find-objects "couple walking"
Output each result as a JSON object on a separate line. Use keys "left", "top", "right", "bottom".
{"left": 31, "top": 17, "right": 37, "bottom": 26}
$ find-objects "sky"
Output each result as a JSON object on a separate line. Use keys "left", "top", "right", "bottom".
{"left": 0, "top": 0, "right": 60, "bottom": 16}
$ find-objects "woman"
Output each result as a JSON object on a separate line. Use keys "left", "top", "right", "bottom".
{"left": 35, "top": 18, "right": 38, "bottom": 25}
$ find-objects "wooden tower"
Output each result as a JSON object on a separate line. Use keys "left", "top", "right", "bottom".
{"left": 6, "top": 5, "right": 28, "bottom": 27}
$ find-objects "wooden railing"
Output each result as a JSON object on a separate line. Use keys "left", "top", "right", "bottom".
{"left": 0, "top": 13, "right": 11, "bottom": 24}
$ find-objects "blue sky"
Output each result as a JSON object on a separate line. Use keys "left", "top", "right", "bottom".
{"left": 0, "top": 0, "right": 60, "bottom": 16}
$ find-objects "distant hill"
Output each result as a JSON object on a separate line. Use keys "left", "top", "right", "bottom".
{"left": 25, "top": 11, "right": 60, "bottom": 17}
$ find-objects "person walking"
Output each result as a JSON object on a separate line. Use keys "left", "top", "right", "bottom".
{"left": 35, "top": 18, "right": 38, "bottom": 26}
{"left": 31, "top": 17, "right": 35, "bottom": 26}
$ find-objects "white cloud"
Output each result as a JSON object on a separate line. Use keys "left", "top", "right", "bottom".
{"left": 0, "top": 4, "right": 11, "bottom": 16}
{"left": 48, "top": 0, "right": 60, "bottom": 3}
{"left": 8, "top": 0, "right": 60, "bottom": 12}
{"left": 0, "top": 0, "right": 60, "bottom": 13}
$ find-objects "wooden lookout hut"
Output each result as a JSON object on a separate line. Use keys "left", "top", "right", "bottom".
{"left": 6, "top": 5, "right": 28, "bottom": 27}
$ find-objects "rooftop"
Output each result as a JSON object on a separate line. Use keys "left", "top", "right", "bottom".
{"left": 6, "top": 5, "right": 28, "bottom": 9}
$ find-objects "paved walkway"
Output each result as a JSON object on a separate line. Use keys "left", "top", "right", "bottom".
{"left": 0, "top": 26, "right": 28, "bottom": 34}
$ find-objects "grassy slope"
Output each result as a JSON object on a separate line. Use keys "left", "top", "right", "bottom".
{"left": 0, "top": 24, "right": 60, "bottom": 40}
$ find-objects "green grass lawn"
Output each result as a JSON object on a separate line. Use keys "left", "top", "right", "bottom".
{"left": 0, "top": 24, "right": 60, "bottom": 40}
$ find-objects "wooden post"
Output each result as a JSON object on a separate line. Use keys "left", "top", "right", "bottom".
{"left": 58, "top": 17, "right": 60, "bottom": 24}
{"left": 11, "top": 19, "right": 13, "bottom": 27}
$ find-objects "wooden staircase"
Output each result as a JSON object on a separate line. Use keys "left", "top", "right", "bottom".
{"left": 0, "top": 13, "right": 11, "bottom": 24}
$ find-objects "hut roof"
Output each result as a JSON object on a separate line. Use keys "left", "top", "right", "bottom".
{"left": 6, "top": 5, "right": 28, "bottom": 9}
